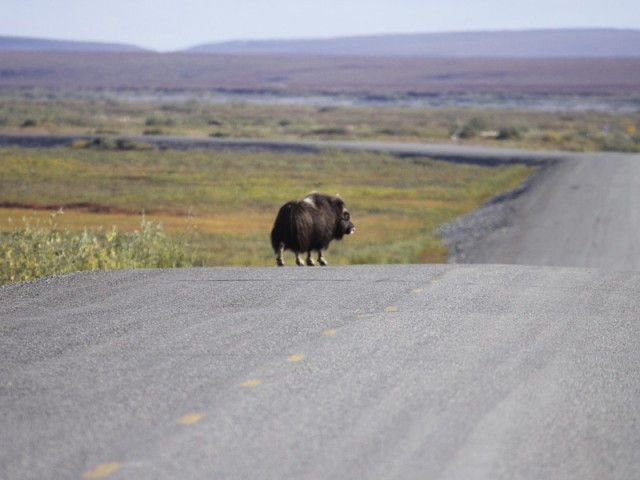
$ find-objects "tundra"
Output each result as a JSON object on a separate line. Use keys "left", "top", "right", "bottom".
{"left": 270, "top": 192, "right": 355, "bottom": 266}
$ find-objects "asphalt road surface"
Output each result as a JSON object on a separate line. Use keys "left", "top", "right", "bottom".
{"left": 2, "top": 142, "right": 640, "bottom": 479}
{"left": 0, "top": 132, "right": 561, "bottom": 166}
{"left": 3, "top": 265, "right": 640, "bottom": 480}
{"left": 457, "top": 151, "right": 640, "bottom": 271}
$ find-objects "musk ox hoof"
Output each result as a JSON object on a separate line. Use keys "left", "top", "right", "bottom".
{"left": 276, "top": 258, "right": 284, "bottom": 267}
{"left": 296, "top": 256, "right": 305, "bottom": 266}
{"left": 319, "top": 257, "right": 328, "bottom": 266}
{"left": 306, "top": 257, "right": 316, "bottom": 266}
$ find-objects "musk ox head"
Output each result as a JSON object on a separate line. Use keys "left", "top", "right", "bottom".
{"left": 306, "top": 192, "right": 356, "bottom": 238}
{"left": 271, "top": 192, "right": 355, "bottom": 266}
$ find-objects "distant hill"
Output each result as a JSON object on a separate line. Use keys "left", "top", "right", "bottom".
{"left": 1, "top": 52, "right": 639, "bottom": 95}
{"left": 0, "top": 36, "right": 147, "bottom": 52}
{"left": 187, "top": 29, "right": 640, "bottom": 58}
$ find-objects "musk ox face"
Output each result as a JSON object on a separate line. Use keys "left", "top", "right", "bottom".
{"left": 271, "top": 192, "right": 355, "bottom": 266}
{"left": 337, "top": 209, "right": 356, "bottom": 239}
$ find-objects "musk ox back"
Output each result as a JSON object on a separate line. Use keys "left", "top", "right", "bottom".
{"left": 271, "top": 192, "right": 355, "bottom": 266}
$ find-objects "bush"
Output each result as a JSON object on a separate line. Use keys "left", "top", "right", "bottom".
{"left": 308, "top": 127, "right": 349, "bottom": 136}
{"left": 143, "top": 128, "right": 166, "bottom": 136}
{"left": 72, "top": 137, "right": 156, "bottom": 151}
{"left": 601, "top": 132, "right": 640, "bottom": 152}
{"left": 145, "top": 115, "right": 178, "bottom": 127}
{"left": 497, "top": 126, "right": 527, "bottom": 140}
{"left": 21, "top": 118, "right": 38, "bottom": 128}
{"left": 541, "top": 130, "right": 561, "bottom": 143}
{"left": 0, "top": 211, "right": 195, "bottom": 285}
{"left": 451, "top": 116, "right": 489, "bottom": 139}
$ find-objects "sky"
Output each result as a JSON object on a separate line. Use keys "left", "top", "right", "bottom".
{"left": 3, "top": 0, "right": 640, "bottom": 51}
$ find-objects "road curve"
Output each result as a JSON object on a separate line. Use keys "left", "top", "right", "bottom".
{"left": 0, "top": 132, "right": 565, "bottom": 165}
{"left": 2, "top": 265, "right": 640, "bottom": 480}
{"left": 448, "top": 151, "right": 640, "bottom": 271}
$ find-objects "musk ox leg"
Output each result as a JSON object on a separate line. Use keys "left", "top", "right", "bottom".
{"left": 318, "top": 251, "right": 328, "bottom": 266}
{"left": 275, "top": 244, "right": 285, "bottom": 266}
{"left": 306, "top": 252, "right": 316, "bottom": 266}
{"left": 295, "top": 253, "right": 305, "bottom": 266}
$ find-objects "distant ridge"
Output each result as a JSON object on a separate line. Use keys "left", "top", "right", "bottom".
{"left": 187, "top": 29, "right": 640, "bottom": 58}
{"left": 0, "top": 36, "right": 147, "bottom": 52}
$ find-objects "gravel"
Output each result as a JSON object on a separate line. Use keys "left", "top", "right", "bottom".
{"left": 440, "top": 161, "right": 558, "bottom": 264}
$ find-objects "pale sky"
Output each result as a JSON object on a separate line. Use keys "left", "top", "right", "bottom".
{"left": 3, "top": 0, "right": 640, "bottom": 51}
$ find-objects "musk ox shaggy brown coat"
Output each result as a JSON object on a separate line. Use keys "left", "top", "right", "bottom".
{"left": 270, "top": 192, "right": 355, "bottom": 266}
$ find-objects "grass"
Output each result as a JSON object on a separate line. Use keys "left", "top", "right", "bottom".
{"left": 2, "top": 88, "right": 636, "bottom": 283}
{"left": 0, "top": 145, "right": 533, "bottom": 281}
{"left": 2, "top": 92, "right": 639, "bottom": 152}
{"left": 0, "top": 211, "right": 195, "bottom": 285}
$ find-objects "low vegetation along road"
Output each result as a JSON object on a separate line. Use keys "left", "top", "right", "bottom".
{"left": 2, "top": 142, "right": 640, "bottom": 479}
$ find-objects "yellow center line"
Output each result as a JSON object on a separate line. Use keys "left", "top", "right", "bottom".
{"left": 240, "top": 379, "right": 262, "bottom": 387}
{"left": 321, "top": 329, "right": 337, "bottom": 336}
{"left": 287, "top": 353, "right": 306, "bottom": 362}
{"left": 385, "top": 306, "right": 399, "bottom": 312}
{"left": 83, "top": 462, "right": 121, "bottom": 479}
{"left": 176, "top": 412, "right": 205, "bottom": 425}
{"left": 411, "top": 288, "right": 424, "bottom": 293}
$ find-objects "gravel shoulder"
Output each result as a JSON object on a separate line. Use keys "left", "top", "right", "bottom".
{"left": 442, "top": 150, "right": 640, "bottom": 271}
{"left": 440, "top": 160, "right": 560, "bottom": 263}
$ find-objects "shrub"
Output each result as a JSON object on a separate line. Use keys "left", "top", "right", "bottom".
{"left": 497, "top": 126, "right": 527, "bottom": 140}
{"left": 601, "top": 132, "right": 639, "bottom": 152}
{"left": 145, "top": 115, "right": 178, "bottom": 127}
{"left": 451, "top": 116, "right": 489, "bottom": 139}
{"left": 79, "top": 137, "right": 156, "bottom": 151}
{"left": 308, "top": 127, "right": 349, "bottom": 136}
{"left": 143, "top": 128, "right": 165, "bottom": 136}
{"left": 541, "top": 130, "right": 561, "bottom": 143}
{"left": 21, "top": 118, "right": 38, "bottom": 128}
{"left": 0, "top": 211, "right": 195, "bottom": 285}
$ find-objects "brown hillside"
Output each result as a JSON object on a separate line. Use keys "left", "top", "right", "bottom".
{"left": 1, "top": 52, "right": 639, "bottom": 95}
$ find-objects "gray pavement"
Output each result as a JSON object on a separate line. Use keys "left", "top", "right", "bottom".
{"left": 0, "top": 132, "right": 565, "bottom": 166}
{"left": 2, "top": 265, "right": 640, "bottom": 480}
{"left": 455, "top": 151, "right": 640, "bottom": 270}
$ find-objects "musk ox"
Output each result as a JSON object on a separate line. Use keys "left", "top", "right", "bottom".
{"left": 270, "top": 192, "right": 355, "bottom": 266}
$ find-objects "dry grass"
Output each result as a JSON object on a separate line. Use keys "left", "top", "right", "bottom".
{"left": 0, "top": 211, "right": 195, "bottom": 285}
{"left": 0, "top": 146, "right": 533, "bottom": 267}
{"left": 3, "top": 93, "right": 638, "bottom": 152}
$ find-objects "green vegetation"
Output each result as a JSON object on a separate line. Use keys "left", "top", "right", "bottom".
{"left": 0, "top": 146, "right": 533, "bottom": 283}
{"left": 7, "top": 89, "right": 637, "bottom": 284}
{"left": 451, "top": 116, "right": 491, "bottom": 139}
{"left": 0, "top": 211, "right": 195, "bottom": 285}
{"left": 10, "top": 89, "right": 637, "bottom": 283}
{"left": 1, "top": 92, "right": 639, "bottom": 152}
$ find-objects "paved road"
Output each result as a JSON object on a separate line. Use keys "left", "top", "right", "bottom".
{"left": 458, "top": 151, "right": 640, "bottom": 270}
{"left": 2, "top": 265, "right": 639, "bottom": 480}
{"left": 0, "top": 132, "right": 562, "bottom": 165}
